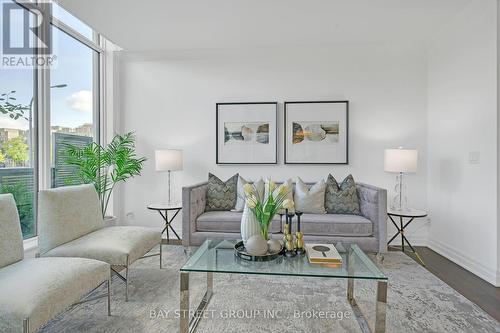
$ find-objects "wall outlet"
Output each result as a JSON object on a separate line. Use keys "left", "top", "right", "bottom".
{"left": 469, "top": 151, "right": 480, "bottom": 164}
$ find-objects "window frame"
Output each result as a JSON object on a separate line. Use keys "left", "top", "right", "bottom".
{"left": 13, "top": 0, "right": 107, "bottom": 240}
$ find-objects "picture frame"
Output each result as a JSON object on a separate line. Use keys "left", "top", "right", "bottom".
{"left": 284, "top": 101, "right": 349, "bottom": 164}
{"left": 216, "top": 102, "right": 278, "bottom": 164}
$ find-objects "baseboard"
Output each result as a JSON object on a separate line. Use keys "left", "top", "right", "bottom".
{"left": 427, "top": 238, "right": 499, "bottom": 287}
{"left": 387, "top": 235, "right": 428, "bottom": 247}
{"left": 23, "top": 236, "right": 38, "bottom": 258}
{"left": 386, "top": 220, "right": 430, "bottom": 247}
{"left": 404, "top": 235, "right": 428, "bottom": 247}
{"left": 23, "top": 236, "right": 37, "bottom": 250}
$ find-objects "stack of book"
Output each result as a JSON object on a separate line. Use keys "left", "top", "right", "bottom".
{"left": 305, "top": 243, "right": 343, "bottom": 267}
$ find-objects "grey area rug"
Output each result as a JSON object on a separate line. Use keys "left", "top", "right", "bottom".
{"left": 39, "top": 245, "right": 500, "bottom": 333}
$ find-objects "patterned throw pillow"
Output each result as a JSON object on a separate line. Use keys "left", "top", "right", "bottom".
{"left": 325, "top": 174, "right": 360, "bottom": 215}
{"left": 206, "top": 173, "right": 239, "bottom": 211}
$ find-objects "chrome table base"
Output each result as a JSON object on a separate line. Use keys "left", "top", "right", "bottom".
{"left": 180, "top": 271, "right": 213, "bottom": 333}
{"left": 179, "top": 268, "right": 387, "bottom": 333}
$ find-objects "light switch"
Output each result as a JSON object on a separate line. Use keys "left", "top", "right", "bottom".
{"left": 469, "top": 151, "right": 480, "bottom": 164}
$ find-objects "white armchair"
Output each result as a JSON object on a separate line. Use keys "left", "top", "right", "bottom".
{"left": 38, "top": 184, "right": 162, "bottom": 301}
{"left": 0, "top": 193, "right": 111, "bottom": 333}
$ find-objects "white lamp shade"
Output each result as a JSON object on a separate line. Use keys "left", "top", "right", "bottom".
{"left": 155, "top": 149, "right": 183, "bottom": 171}
{"left": 384, "top": 149, "right": 418, "bottom": 173}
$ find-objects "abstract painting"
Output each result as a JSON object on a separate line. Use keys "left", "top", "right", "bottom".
{"left": 216, "top": 102, "right": 277, "bottom": 164}
{"left": 224, "top": 122, "right": 270, "bottom": 145}
{"left": 292, "top": 121, "right": 339, "bottom": 144}
{"left": 285, "top": 101, "right": 348, "bottom": 164}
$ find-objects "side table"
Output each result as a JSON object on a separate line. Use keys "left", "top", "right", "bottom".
{"left": 147, "top": 203, "right": 182, "bottom": 244}
{"left": 387, "top": 208, "right": 427, "bottom": 266}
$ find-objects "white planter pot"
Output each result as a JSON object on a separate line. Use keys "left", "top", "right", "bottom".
{"left": 240, "top": 205, "right": 261, "bottom": 246}
{"left": 104, "top": 215, "right": 118, "bottom": 226}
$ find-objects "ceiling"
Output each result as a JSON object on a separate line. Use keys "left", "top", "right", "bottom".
{"left": 58, "top": 0, "right": 472, "bottom": 52}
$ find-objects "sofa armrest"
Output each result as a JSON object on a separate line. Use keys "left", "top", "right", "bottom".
{"left": 357, "top": 183, "right": 387, "bottom": 253}
{"left": 182, "top": 182, "right": 208, "bottom": 246}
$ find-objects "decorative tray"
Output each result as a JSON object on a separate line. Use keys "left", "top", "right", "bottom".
{"left": 234, "top": 241, "right": 284, "bottom": 262}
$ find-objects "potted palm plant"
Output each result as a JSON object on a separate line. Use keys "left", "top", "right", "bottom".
{"left": 64, "top": 132, "right": 146, "bottom": 223}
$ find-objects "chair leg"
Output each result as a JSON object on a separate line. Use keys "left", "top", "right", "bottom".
{"left": 23, "top": 318, "right": 29, "bottom": 333}
{"left": 107, "top": 279, "right": 111, "bottom": 316}
{"left": 160, "top": 242, "right": 163, "bottom": 269}
{"left": 125, "top": 266, "right": 129, "bottom": 302}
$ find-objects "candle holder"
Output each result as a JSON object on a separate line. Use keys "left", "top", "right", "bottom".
{"left": 282, "top": 209, "right": 289, "bottom": 245}
{"left": 294, "top": 211, "right": 305, "bottom": 255}
{"left": 283, "top": 221, "right": 290, "bottom": 244}
{"left": 287, "top": 211, "right": 295, "bottom": 234}
{"left": 285, "top": 211, "right": 296, "bottom": 257}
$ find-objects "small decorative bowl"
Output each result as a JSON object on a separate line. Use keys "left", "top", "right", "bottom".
{"left": 234, "top": 241, "right": 284, "bottom": 262}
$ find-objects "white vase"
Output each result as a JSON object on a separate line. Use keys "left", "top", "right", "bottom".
{"left": 241, "top": 205, "right": 261, "bottom": 245}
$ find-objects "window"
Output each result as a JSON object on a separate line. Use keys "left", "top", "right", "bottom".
{"left": 0, "top": 0, "right": 105, "bottom": 239}
{"left": 50, "top": 26, "right": 99, "bottom": 187}
{"left": 0, "top": 0, "right": 36, "bottom": 239}
{"left": 51, "top": 2, "right": 94, "bottom": 40}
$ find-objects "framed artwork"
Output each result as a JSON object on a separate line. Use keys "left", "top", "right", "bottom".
{"left": 284, "top": 101, "right": 348, "bottom": 164}
{"left": 216, "top": 102, "right": 278, "bottom": 164}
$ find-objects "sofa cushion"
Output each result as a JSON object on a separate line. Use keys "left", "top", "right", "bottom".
{"left": 234, "top": 176, "right": 264, "bottom": 212}
{"left": 42, "top": 226, "right": 161, "bottom": 266}
{"left": 294, "top": 177, "right": 326, "bottom": 214}
{"left": 0, "top": 257, "right": 109, "bottom": 333}
{"left": 38, "top": 184, "right": 105, "bottom": 255}
{"left": 325, "top": 174, "right": 360, "bottom": 214}
{"left": 0, "top": 194, "right": 24, "bottom": 269}
{"left": 197, "top": 211, "right": 281, "bottom": 233}
{"left": 206, "top": 173, "right": 238, "bottom": 211}
{"left": 291, "top": 213, "right": 372, "bottom": 237}
{"left": 265, "top": 178, "right": 294, "bottom": 201}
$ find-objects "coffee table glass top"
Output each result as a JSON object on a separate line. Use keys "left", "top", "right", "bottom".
{"left": 181, "top": 239, "right": 387, "bottom": 280}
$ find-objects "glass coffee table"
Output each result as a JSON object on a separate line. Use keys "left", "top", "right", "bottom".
{"left": 180, "top": 239, "right": 388, "bottom": 333}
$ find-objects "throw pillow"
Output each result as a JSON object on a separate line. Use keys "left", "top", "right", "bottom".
{"left": 206, "top": 173, "right": 238, "bottom": 211}
{"left": 264, "top": 178, "right": 295, "bottom": 213}
{"left": 264, "top": 179, "right": 293, "bottom": 201}
{"left": 234, "top": 176, "right": 264, "bottom": 212}
{"left": 293, "top": 177, "right": 326, "bottom": 214}
{"left": 325, "top": 174, "right": 360, "bottom": 214}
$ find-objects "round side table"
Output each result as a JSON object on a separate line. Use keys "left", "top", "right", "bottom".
{"left": 147, "top": 203, "right": 182, "bottom": 244}
{"left": 387, "top": 208, "right": 427, "bottom": 266}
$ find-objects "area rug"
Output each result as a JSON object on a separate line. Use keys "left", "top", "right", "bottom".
{"left": 39, "top": 245, "right": 500, "bottom": 333}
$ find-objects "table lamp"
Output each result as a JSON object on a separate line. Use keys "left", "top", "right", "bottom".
{"left": 384, "top": 147, "right": 417, "bottom": 210}
{"left": 155, "top": 149, "right": 183, "bottom": 204}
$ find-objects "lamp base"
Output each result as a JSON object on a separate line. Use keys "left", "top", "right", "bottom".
{"left": 391, "top": 172, "right": 408, "bottom": 211}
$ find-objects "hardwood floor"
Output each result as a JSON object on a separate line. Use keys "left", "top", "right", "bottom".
{"left": 390, "top": 246, "right": 500, "bottom": 322}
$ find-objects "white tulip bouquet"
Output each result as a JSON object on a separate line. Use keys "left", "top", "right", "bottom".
{"left": 243, "top": 180, "right": 294, "bottom": 240}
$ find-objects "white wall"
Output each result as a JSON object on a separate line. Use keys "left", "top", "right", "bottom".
{"left": 118, "top": 44, "right": 429, "bottom": 241}
{"left": 427, "top": 0, "right": 499, "bottom": 285}
{"left": 498, "top": 0, "right": 500, "bottom": 287}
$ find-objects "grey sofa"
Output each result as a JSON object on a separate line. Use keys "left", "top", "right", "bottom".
{"left": 0, "top": 194, "right": 111, "bottom": 333}
{"left": 182, "top": 181, "right": 387, "bottom": 253}
{"left": 38, "top": 184, "right": 162, "bottom": 301}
